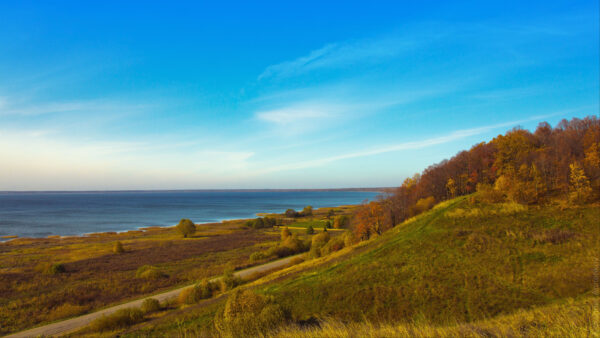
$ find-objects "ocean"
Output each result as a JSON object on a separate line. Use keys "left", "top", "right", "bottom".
{"left": 0, "top": 190, "right": 380, "bottom": 238}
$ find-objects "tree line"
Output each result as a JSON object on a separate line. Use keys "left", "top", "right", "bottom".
{"left": 353, "top": 116, "right": 599, "bottom": 240}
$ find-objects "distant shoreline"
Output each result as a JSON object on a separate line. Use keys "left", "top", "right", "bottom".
{"left": 0, "top": 187, "right": 393, "bottom": 194}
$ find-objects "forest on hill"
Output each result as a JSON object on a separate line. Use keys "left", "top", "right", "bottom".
{"left": 352, "top": 116, "right": 599, "bottom": 240}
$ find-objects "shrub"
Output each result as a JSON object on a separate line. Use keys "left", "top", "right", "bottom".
{"left": 477, "top": 183, "right": 506, "bottom": 203}
{"left": 333, "top": 215, "right": 350, "bottom": 229}
{"left": 250, "top": 251, "right": 267, "bottom": 262}
{"left": 412, "top": 196, "right": 436, "bottom": 214}
{"left": 113, "top": 241, "right": 125, "bottom": 254}
{"left": 302, "top": 205, "right": 313, "bottom": 216}
{"left": 320, "top": 237, "right": 345, "bottom": 256}
{"left": 220, "top": 267, "right": 242, "bottom": 292}
{"left": 176, "top": 218, "right": 196, "bottom": 238}
{"left": 179, "top": 279, "right": 219, "bottom": 304}
{"left": 343, "top": 230, "right": 357, "bottom": 247}
{"left": 47, "top": 303, "right": 88, "bottom": 321}
{"left": 281, "top": 234, "right": 306, "bottom": 254}
{"left": 325, "top": 221, "right": 332, "bottom": 229}
{"left": 246, "top": 217, "right": 277, "bottom": 229}
{"left": 306, "top": 225, "right": 315, "bottom": 234}
{"left": 285, "top": 209, "right": 298, "bottom": 218}
{"left": 136, "top": 265, "right": 166, "bottom": 279}
{"left": 141, "top": 298, "right": 161, "bottom": 314}
{"left": 309, "top": 231, "right": 331, "bottom": 258}
{"left": 47, "top": 263, "right": 66, "bottom": 275}
{"left": 281, "top": 227, "right": 291, "bottom": 241}
{"left": 89, "top": 307, "right": 144, "bottom": 332}
{"left": 214, "top": 289, "right": 289, "bottom": 337}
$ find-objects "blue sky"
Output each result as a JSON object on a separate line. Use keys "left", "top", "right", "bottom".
{"left": 0, "top": 1, "right": 598, "bottom": 190}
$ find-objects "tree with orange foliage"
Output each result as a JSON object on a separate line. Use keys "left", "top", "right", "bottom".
{"left": 354, "top": 201, "right": 385, "bottom": 240}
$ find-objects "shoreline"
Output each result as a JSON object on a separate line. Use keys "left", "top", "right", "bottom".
{"left": 0, "top": 203, "right": 362, "bottom": 243}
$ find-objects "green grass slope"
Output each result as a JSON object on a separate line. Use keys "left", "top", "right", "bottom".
{"left": 122, "top": 196, "right": 598, "bottom": 337}
{"left": 262, "top": 196, "right": 599, "bottom": 325}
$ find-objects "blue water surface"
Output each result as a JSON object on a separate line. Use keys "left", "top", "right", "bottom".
{"left": 0, "top": 190, "right": 380, "bottom": 238}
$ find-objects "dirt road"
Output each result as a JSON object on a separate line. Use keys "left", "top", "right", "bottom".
{"left": 6, "top": 255, "right": 300, "bottom": 337}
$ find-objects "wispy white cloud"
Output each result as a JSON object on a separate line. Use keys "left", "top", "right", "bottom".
{"left": 0, "top": 98, "right": 151, "bottom": 117}
{"left": 257, "top": 33, "right": 435, "bottom": 80}
{"left": 251, "top": 113, "right": 563, "bottom": 175}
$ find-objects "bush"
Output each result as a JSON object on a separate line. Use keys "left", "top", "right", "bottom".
{"left": 113, "top": 241, "right": 125, "bottom": 254}
{"left": 176, "top": 218, "right": 196, "bottom": 238}
{"left": 136, "top": 265, "right": 166, "bottom": 279}
{"left": 325, "top": 221, "right": 332, "bottom": 229}
{"left": 246, "top": 217, "right": 277, "bottom": 229}
{"left": 89, "top": 307, "right": 144, "bottom": 332}
{"left": 214, "top": 289, "right": 289, "bottom": 337}
{"left": 250, "top": 251, "right": 267, "bottom": 262}
{"left": 220, "top": 267, "right": 242, "bottom": 292}
{"left": 285, "top": 209, "right": 298, "bottom": 218}
{"left": 333, "top": 215, "right": 350, "bottom": 229}
{"left": 141, "top": 298, "right": 161, "bottom": 314}
{"left": 320, "top": 237, "right": 345, "bottom": 256}
{"left": 47, "top": 303, "right": 88, "bottom": 321}
{"left": 302, "top": 205, "right": 313, "bottom": 216}
{"left": 179, "top": 279, "right": 219, "bottom": 304}
{"left": 306, "top": 225, "right": 315, "bottom": 234}
{"left": 343, "top": 231, "right": 357, "bottom": 247}
{"left": 477, "top": 183, "right": 506, "bottom": 203}
{"left": 281, "top": 227, "right": 291, "bottom": 241}
{"left": 309, "top": 231, "right": 331, "bottom": 258}
{"left": 47, "top": 263, "right": 66, "bottom": 275}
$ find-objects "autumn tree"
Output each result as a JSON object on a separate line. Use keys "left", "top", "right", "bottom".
{"left": 569, "top": 162, "right": 592, "bottom": 204}
{"left": 446, "top": 178, "right": 457, "bottom": 199}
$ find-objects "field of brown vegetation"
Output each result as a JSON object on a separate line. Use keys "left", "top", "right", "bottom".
{"left": 0, "top": 220, "right": 279, "bottom": 334}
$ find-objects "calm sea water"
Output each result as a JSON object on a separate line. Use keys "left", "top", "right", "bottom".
{"left": 0, "top": 190, "right": 379, "bottom": 238}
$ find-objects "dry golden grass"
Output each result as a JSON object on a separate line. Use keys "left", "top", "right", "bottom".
{"left": 271, "top": 297, "right": 599, "bottom": 337}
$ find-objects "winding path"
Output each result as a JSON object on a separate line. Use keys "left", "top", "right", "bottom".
{"left": 6, "top": 255, "right": 299, "bottom": 338}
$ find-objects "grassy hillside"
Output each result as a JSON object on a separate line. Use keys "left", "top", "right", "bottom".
{"left": 262, "top": 197, "right": 598, "bottom": 325}
{"left": 121, "top": 196, "right": 599, "bottom": 337}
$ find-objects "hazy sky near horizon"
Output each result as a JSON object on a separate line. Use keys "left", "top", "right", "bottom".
{"left": 0, "top": 1, "right": 598, "bottom": 190}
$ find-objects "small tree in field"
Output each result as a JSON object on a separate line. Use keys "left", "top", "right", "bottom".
{"left": 177, "top": 218, "right": 196, "bottom": 238}
{"left": 306, "top": 225, "right": 315, "bottom": 235}
{"left": 302, "top": 205, "right": 313, "bottom": 216}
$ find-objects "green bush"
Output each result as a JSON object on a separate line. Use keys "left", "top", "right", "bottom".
{"left": 136, "top": 265, "right": 166, "bottom": 279}
{"left": 214, "top": 289, "right": 289, "bottom": 337}
{"left": 141, "top": 298, "right": 161, "bottom": 314}
{"left": 178, "top": 279, "right": 219, "bottom": 304}
{"left": 220, "top": 267, "right": 242, "bottom": 292}
{"left": 306, "top": 225, "right": 315, "bottom": 234}
{"left": 89, "top": 307, "right": 144, "bottom": 332}
{"left": 249, "top": 251, "right": 267, "bottom": 262}
{"left": 176, "top": 218, "right": 196, "bottom": 238}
